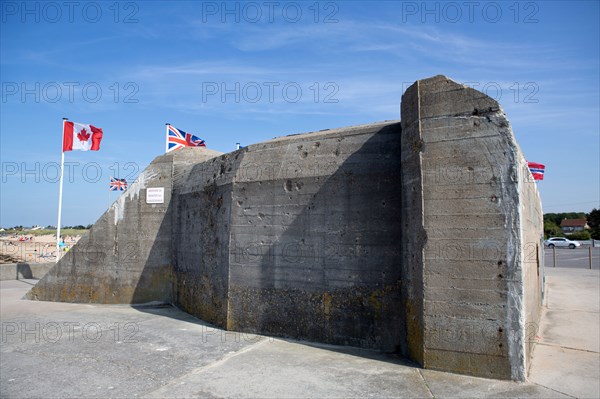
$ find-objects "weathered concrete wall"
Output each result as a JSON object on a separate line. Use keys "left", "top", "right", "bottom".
{"left": 400, "top": 75, "right": 543, "bottom": 380}
{"left": 226, "top": 122, "right": 403, "bottom": 351}
{"left": 27, "top": 148, "right": 222, "bottom": 304}
{"left": 170, "top": 123, "right": 404, "bottom": 351}
{"left": 172, "top": 154, "right": 237, "bottom": 327}
{"left": 519, "top": 159, "right": 544, "bottom": 375}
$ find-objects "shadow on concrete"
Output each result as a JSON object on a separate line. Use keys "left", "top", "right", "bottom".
{"left": 280, "top": 337, "right": 418, "bottom": 367}
{"left": 16, "top": 263, "right": 33, "bottom": 279}
{"left": 128, "top": 203, "right": 175, "bottom": 305}
{"left": 133, "top": 302, "right": 416, "bottom": 369}
{"left": 228, "top": 122, "right": 405, "bottom": 353}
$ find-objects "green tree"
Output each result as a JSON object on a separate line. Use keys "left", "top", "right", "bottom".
{"left": 543, "top": 220, "right": 563, "bottom": 238}
{"left": 587, "top": 208, "right": 600, "bottom": 239}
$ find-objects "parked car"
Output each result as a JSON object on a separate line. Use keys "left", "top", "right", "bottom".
{"left": 544, "top": 237, "right": 581, "bottom": 249}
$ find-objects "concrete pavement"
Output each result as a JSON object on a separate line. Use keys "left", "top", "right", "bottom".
{"left": 529, "top": 267, "right": 600, "bottom": 398}
{"left": 1, "top": 266, "right": 598, "bottom": 398}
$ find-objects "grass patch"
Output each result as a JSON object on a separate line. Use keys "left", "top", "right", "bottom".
{"left": 2, "top": 229, "right": 88, "bottom": 237}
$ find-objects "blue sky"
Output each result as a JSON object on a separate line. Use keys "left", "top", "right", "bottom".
{"left": 1, "top": 0, "right": 599, "bottom": 227}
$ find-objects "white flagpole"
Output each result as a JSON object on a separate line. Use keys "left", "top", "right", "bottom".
{"left": 56, "top": 118, "right": 68, "bottom": 262}
{"left": 165, "top": 123, "right": 170, "bottom": 153}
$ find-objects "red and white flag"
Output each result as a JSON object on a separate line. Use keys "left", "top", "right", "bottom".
{"left": 63, "top": 121, "right": 103, "bottom": 152}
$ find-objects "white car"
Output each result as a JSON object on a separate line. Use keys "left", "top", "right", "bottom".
{"left": 545, "top": 237, "right": 581, "bottom": 249}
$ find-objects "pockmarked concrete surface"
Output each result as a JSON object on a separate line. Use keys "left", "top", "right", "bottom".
{"left": 529, "top": 267, "right": 600, "bottom": 399}
{"left": 2, "top": 278, "right": 589, "bottom": 399}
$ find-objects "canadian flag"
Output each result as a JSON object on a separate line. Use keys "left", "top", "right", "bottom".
{"left": 63, "top": 121, "right": 103, "bottom": 151}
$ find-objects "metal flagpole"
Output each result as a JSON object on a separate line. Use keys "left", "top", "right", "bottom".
{"left": 165, "top": 123, "right": 170, "bottom": 153}
{"left": 56, "top": 118, "right": 68, "bottom": 262}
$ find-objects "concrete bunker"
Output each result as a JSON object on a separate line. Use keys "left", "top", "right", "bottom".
{"left": 27, "top": 76, "right": 544, "bottom": 381}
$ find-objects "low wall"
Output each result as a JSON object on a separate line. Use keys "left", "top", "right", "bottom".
{"left": 0, "top": 263, "right": 54, "bottom": 281}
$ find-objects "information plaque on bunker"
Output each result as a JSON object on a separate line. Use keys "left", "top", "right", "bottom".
{"left": 146, "top": 187, "right": 164, "bottom": 204}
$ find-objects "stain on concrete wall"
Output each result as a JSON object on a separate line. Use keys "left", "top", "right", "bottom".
{"left": 225, "top": 122, "right": 403, "bottom": 352}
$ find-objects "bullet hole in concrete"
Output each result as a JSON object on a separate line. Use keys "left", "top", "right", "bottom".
{"left": 382, "top": 201, "right": 386, "bottom": 207}
{"left": 284, "top": 180, "right": 293, "bottom": 192}
{"left": 498, "top": 260, "right": 503, "bottom": 266}
{"left": 334, "top": 148, "right": 340, "bottom": 156}
{"left": 301, "top": 151, "right": 308, "bottom": 158}
{"left": 490, "top": 195, "right": 498, "bottom": 202}
{"left": 498, "top": 328, "right": 503, "bottom": 333}
{"left": 498, "top": 274, "right": 503, "bottom": 278}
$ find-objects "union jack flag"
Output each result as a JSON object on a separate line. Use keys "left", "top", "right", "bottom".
{"left": 166, "top": 125, "right": 206, "bottom": 153}
{"left": 110, "top": 177, "right": 128, "bottom": 191}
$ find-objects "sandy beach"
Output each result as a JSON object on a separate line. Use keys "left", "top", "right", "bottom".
{"left": 0, "top": 234, "right": 81, "bottom": 264}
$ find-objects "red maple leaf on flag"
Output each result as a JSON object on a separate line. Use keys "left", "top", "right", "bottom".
{"left": 77, "top": 128, "right": 90, "bottom": 142}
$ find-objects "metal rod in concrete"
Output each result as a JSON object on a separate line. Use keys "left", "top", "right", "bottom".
{"left": 589, "top": 246, "right": 593, "bottom": 270}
